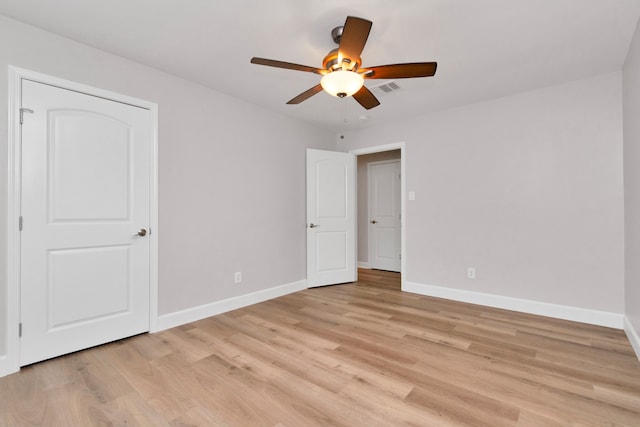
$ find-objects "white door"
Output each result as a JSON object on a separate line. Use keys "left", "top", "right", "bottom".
{"left": 306, "top": 149, "right": 357, "bottom": 287}
{"left": 20, "top": 80, "right": 152, "bottom": 366}
{"left": 369, "top": 160, "right": 401, "bottom": 272}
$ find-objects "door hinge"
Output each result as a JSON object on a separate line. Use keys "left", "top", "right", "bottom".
{"left": 19, "top": 323, "right": 22, "bottom": 338}
{"left": 19, "top": 216, "right": 23, "bottom": 231}
{"left": 20, "top": 108, "right": 34, "bottom": 124}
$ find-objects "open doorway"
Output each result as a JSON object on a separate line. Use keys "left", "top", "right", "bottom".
{"left": 357, "top": 150, "right": 401, "bottom": 271}
{"left": 350, "top": 144, "right": 405, "bottom": 289}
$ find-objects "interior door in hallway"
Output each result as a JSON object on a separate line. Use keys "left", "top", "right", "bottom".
{"left": 306, "top": 149, "right": 356, "bottom": 287}
{"left": 20, "top": 79, "right": 152, "bottom": 366}
{"left": 369, "top": 160, "right": 401, "bottom": 272}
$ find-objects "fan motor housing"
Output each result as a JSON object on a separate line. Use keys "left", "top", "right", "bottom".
{"left": 331, "top": 26, "right": 343, "bottom": 44}
{"left": 322, "top": 48, "right": 361, "bottom": 72}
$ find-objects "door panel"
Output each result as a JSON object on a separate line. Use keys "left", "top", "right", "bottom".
{"left": 374, "top": 228, "right": 396, "bottom": 259}
{"left": 307, "top": 149, "right": 356, "bottom": 287}
{"left": 369, "top": 160, "right": 401, "bottom": 272}
{"left": 48, "top": 246, "right": 131, "bottom": 328}
{"left": 20, "top": 80, "right": 151, "bottom": 366}
{"left": 316, "top": 231, "right": 348, "bottom": 271}
{"left": 50, "top": 111, "right": 131, "bottom": 221}
{"left": 316, "top": 160, "right": 347, "bottom": 218}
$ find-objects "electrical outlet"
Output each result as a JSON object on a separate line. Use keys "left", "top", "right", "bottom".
{"left": 467, "top": 267, "right": 476, "bottom": 280}
{"left": 234, "top": 272, "right": 242, "bottom": 283}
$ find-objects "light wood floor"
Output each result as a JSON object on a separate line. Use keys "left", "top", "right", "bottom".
{"left": 2, "top": 269, "right": 640, "bottom": 426}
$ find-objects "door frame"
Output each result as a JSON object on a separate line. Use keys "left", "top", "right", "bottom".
{"left": 368, "top": 159, "right": 401, "bottom": 272}
{"left": 350, "top": 142, "right": 406, "bottom": 288}
{"left": 5, "top": 66, "right": 159, "bottom": 375}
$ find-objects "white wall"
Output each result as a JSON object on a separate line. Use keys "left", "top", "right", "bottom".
{"left": 1, "top": 13, "right": 633, "bottom": 370}
{"left": 340, "top": 72, "right": 625, "bottom": 315}
{"left": 624, "top": 19, "right": 640, "bottom": 347}
{"left": 357, "top": 150, "right": 401, "bottom": 265}
{"left": 0, "top": 15, "right": 335, "bottom": 362}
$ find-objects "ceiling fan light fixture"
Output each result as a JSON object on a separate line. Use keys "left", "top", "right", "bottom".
{"left": 320, "top": 70, "right": 364, "bottom": 98}
{"left": 250, "top": 16, "right": 437, "bottom": 109}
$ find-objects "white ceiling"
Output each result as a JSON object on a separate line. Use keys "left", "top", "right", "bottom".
{"left": 1, "top": 0, "right": 639, "bottom": 131}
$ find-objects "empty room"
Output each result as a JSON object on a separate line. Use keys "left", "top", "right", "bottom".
{"left": 2, "top": 1, "right": 640, "bottom": 425}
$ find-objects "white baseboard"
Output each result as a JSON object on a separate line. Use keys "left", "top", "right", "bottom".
{"left": 403, "top": 281, "right": 624, "bottom": 329}
{"left": 358, "top": 262, "right": 370, "bottom": 269}
{"left": 156, "top": 279, "right": 307, "bottom": 331}
{"left": 624, "top": 316, "right": 640, "bottom": 362}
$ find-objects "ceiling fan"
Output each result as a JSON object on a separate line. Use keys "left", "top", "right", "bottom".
{"left": 250, "top": 16, "right": 437, "bottom": 110}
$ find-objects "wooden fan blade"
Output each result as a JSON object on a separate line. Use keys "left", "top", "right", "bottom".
{"left": 361, "top": 62, "right": 437, "bottom": 79}
{"left": 353, "top": 86, "right": 380, "bottom": 110}
{"left": 338, "top": 16, "right": 372, "bottom": 62}
{"left": 287, "top": 84, "right": 324, "bottom": 104}
{"left": 251, "top": 57, "right": 324, "bottom": 74}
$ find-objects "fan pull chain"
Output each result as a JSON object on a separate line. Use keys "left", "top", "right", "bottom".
{"left": 343, "top": 97, "right": 348, "bottom": 124}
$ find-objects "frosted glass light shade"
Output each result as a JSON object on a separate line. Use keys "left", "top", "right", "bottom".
{"left": 320, "top": 70, "right": 364, "bottom": 98}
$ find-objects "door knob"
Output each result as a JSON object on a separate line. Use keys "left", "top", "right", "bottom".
{"left": 371, "top": 220, "right": 378, "bottom": 224}
{"left": 309, "top": 223, "right": 318, "bottom": 228}
{"left": 134, "top": 229, "right": 147, "bottom": 237}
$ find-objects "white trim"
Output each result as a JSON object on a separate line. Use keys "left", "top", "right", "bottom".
{"left": 156, "top": 280, "right": 308, "bottom": 331}
{"left": 0, "top": 355, "right": 8, "bottom": 377}
{"left": 6, "top": 66, "right": 21, "bottom": 376}
{"left": 350, "top": 142, "right": 406, "bottom": 289}
{"left": 11, "top": 67, "right": 157, "bottom": 109}
{"left": 5, "top": 66, "right": 159, "bottom": 374}
{"left": 148, "top": 103, "right": 160, "bottom": 333}
{"left": 624, "top": 316, "right": 640, "bottom": 362}
{"left": 358, "top": 262, "right": 371, "bottom": 269}
{"left": 403, "top": 281, "right": 624, "bottom": 329}
{"left": 350, "top": 143, "right": 404, "bottom": 156}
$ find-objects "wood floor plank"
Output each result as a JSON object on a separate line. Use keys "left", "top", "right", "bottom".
{"left": 2, "top": 269, "right": 640, "bottom": 426}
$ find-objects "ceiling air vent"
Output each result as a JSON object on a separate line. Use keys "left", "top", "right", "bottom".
{"left": 372, "top": 81, "right": 402, "bottom": 96}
